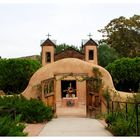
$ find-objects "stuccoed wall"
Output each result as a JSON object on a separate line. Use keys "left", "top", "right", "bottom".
{"left": 22, "top": 58, "right": 133, "bottom": 114}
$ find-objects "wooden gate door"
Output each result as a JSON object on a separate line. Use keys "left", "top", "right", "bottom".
{"left": 86, "top": 79, "right": 101, "bottom": 118}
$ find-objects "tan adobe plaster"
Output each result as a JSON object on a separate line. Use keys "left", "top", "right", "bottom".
{"left": 22, "top": 58, "right": 114, "bottom": 98}
{"left": 42, "top": 46, "right": 55, "bottom": 66}
{"left": 85, "top": 45, "right": 98, "bottom": 65}
{"left": 22, "top": 58, "right": 135, "bottom": 116}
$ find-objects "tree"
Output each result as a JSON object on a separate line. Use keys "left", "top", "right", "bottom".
{"left": 106, "top": 57, "right": 140, "bottom": 92}
{"left": 99, "top": 15, "right": 140, "bottom": 57}
{"left": 0, "top": 59, "right": 41, "bottom": 94}
{"left": 98, "top": 43, "right": 119, "bottom": 67}
{"left": 55, "top": 43, "right": 81, "bottom": 54}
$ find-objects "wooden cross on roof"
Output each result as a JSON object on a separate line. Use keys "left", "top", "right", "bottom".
{"left": 87, "top": 33, "right": 92, "bottom": 39}
{"left": 46, "top": 33, "right": 51, "bottom": 39}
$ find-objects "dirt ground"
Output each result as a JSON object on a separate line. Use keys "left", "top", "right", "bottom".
{"left": 23, "top": 121, "right": 47, "bottom": 136}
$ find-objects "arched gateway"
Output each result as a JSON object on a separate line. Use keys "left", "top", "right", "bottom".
{"left": 23, "top": 58, "right": 114, "bottom": 117}
{"left": 22, "top": 37, "right": 132, "bottom": 117}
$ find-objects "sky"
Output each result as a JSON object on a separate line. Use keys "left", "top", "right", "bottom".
{"left": 0, "top": 0, "right": 140, "bottom": 58}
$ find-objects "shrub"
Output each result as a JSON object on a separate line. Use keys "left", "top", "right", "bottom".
{"left": 110, "top": 118, "right": 133, "bottom": 136}
{"left": 105, "top": 99, "right": 140, "bottom": 136}
{"left": 106, "top": 57, "right": 140, "bottom": 92}
{"left": 105, "top": 112, "right": 117, "bottom": 125}
{"left": 0, "top": 95, "right": 53, "bottom": 123}
{"left": 21, "top": 99, "right": 53, "bottom": 123}
{"left": 0, "top": 115, "right": 27, "bottom": 136}
{"left": 0, "top": 59, "right": 41, "bottom": 94}
{"left": 105, "top": 111, "right": 136, "bottom": 136}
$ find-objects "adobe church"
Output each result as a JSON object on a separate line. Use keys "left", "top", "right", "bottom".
{"left": 22, "top": 36, "right": 129, "bottom": 117}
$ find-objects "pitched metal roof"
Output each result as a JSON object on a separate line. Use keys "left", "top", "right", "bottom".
{"left": 82, "top": 38, "right": 99, "bottom": 47}
{"left": 40, "top": 38, "right": 56, "bottom": 47}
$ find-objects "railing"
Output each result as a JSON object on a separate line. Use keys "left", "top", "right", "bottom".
{"left": 108, "top": 100, "right": 140, "bottom": 136}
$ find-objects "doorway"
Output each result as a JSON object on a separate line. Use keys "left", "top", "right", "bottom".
{"left": 86, "top": 80, "right": 100, "bottom": 117}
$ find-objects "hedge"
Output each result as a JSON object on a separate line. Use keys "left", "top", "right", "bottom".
{"left": 0, "top": 115, "right": 27, "bottom": 136}
{"left": 0, "top": 59, "right": 41, "bottom": 94}
{"left": 0, "top": 95, "right": 53, "bottom": 123}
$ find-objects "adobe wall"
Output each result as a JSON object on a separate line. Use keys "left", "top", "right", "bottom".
{"left": 85, "top": 45, "right": 98, "bottom": 65}
{"left": 55, "top": 75, "right": 86, "bottom": 116}
{"left": 42, "top": 45, "right": 55, "bottom": 66}
{"left": 22, "top": 58, "right": 115, "bottom": 99}
{"left": 22, "top": 58, "right": 134, "bottom": 114}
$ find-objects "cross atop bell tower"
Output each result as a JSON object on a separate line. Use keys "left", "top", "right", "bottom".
{"left": 46, "top": 33, "right": 51, "bottom": 39}
{"left": 87, "top": 33, "right": 92, "bottom": 39}
{"left": 82, "top": 33, "right": 98, "bottom": 65}
{"left": 41, "top": 34, "right": 56, "bottom": 66}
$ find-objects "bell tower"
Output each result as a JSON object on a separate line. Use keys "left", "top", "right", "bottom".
{"left": 41, "top": 34, "right": 56, "bottom": 66}
{"left": 82, "top": 36, "right": 98, "bottom": 65}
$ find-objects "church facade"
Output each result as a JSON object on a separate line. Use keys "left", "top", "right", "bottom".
{"left": 41, "top": 38, "right": 98, "bottom": 66}
{"left": 22, "top": 37, "right": 130, "bottom": 117}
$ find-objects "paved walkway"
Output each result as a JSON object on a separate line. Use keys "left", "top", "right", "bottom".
{"left": 39, "top": 117, "right": 112, "bottom": 136}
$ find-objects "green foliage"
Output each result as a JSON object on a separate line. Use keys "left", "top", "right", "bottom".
{"left": 105, "top": 108, "right": 139, "bottom": 136}
{"left": 87, "top": 67, "right": 103, "bottom": 93}
{"left": 103, "top": 88, "right": 111, "bottom": 102}
{"left": 22, "top": 99, "right": 53, "bottom": 123}
{"left": 105, "top": 112, "right": 117, "bottom": 125}
{"left": 98, "top": 43, "right": 119, "bottom": 67}
{"left": 106, "top": 57, "right": 140, "bottom": 92}
{"left": 102, "top": 88, "right": 111, "bottom": 113}
{"left": 99, "top": 15, "right": 140, "bottom": 57}
{"left": 110, "top": 118, "right": 133, "bottom": 136}
{"left": 0, "top": 58, "right": 41, "bottom": 94}
{"left": 0, "top": 115, "right": 27, "bottom": 136}
{"left": 0, "top": 95, "right": 53, "bottom": 123}
{"left": 55, "top": 43, "right": 81, "bottom": 54}
{"left": 105, "top": 96, "right": 140, "bottom": 136}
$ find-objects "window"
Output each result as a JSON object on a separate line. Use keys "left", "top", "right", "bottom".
{"left": 89, "top": 50, "right": 94, "bottom": 60}
{"left": 46, "top": 52, "right": 51, "bottom": 63}
{"left": 61, "top": 80, "right": 76, "bottom": 98}
{"left": 44, "top": 80, "right": 54, "bottom": 97}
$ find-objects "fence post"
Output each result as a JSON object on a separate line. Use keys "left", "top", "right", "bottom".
{"left": 125, "top": 103, "right": 128, "bottom": 120}
{"left": 107, "top": 100, "right": 110, "bottom": 114}
{"left": 135, "top": 103, "right": 139, "bottom": 136}
{"left": 112, "top": 101, "right": 114, "bottom": 113}
{"left": 117, "top": 102, "right": 120, "bottom": 110}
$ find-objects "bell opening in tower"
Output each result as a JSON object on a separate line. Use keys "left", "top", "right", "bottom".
{"left": 89, "top": 50, "right": 94, "bottom": 60}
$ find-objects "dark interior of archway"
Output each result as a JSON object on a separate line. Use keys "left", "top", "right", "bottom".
{"left": 61, "top": 80, "right": 76, "bottom": 98}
